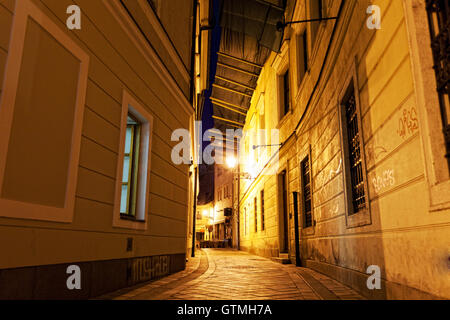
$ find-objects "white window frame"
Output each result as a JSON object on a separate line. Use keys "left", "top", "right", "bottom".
{"left": 113, "top": 90, "right": 154, "bottom": 230}
{"left": 0, "top": 0, "right": 89, "bottom": 223}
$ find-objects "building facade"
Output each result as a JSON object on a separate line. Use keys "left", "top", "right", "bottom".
{"left": 212, "top": 163, "right": 234, "bottom": 243}
{"left": 237, "top": 0, "right": 449, "bottom": 299}
{"left": 0, "top": 0, "right": 200, "bottom": 299}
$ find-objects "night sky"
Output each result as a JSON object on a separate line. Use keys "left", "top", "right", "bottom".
{"left": 201, "top": 0, "right": 222, "bottom": 151}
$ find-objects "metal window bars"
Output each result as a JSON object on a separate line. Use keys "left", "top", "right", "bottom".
{"left": 426, "top": 0, "right": 450, "bottom": 170}
{"left": 345, "top": 93, "right": 366, "bottom": 215}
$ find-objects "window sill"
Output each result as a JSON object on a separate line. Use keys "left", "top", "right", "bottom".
{"left": 277, "top": 109, "right": 293, "bottom": 129}
{"left": 429, "top": 179, "right": 450, "bottom": 211}
{"left": 302, "top": 225, "right": 315, "bottom": 236}
{"left": 120, "top": 214, "right": 146, "bottom": 223}
{"left": 346, "top": 208, "right": 372, "bottom": 229}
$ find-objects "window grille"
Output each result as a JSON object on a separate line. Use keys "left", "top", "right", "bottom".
{"left": 344, "top": 91, "right": 366, "bottom": 214}
{"left": 426, "top": 0, "right": 450, "bottom": 170}
{"left": 301, "top": 156, "right": 313, "bottom": 228}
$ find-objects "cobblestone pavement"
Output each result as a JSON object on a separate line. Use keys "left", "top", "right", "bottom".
{"left": 100, "top": 249, "right": 364, "bottom": 300}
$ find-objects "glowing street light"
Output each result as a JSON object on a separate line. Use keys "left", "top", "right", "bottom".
{"left": 226, "top": 156, "right": 238, "bottom": 169}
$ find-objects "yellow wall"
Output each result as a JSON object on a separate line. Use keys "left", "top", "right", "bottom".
{"left": 238, "top": 0, "right": 449, "bottom": 299}
{"left": 0, "top": 0, "right": 193, "bottom": 268}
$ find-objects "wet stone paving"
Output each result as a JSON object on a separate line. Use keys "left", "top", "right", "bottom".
{"left": 100, "top": 249, "right": 364, "bottom": 300}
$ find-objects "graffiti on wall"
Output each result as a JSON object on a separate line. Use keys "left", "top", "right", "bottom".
{"left": 127, "top": 255, "right": 170, "bottom": 286}
{"left": 367, "top": 145, "right": 388, "bottom": 164}
{"left": 316, "top": 158, "right": 343, "bottom": 195}
{"left": 397, "top": 107, "right": 419, "bottom": 139}
{"left": 372, "top": 170, "right": 396, "bottom": 193}
{"left": 314, "top": 158, "right": 343, "bottom": 217}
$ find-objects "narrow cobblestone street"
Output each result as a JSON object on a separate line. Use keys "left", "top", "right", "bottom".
{"left": 100, "top": 249, "right": 364, "bottom": 300}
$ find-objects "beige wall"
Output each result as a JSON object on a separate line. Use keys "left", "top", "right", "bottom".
{"left": 238, "top": 0, "right": 449, "bottom": 299}
{"left": 121, "top": 0, "right": 193, "bottom": 99}
{"left": 0, "top": 0, "right": 193, "bottom": 269}
{"left": 214, "top": 164, "right": 233, "bottom": 222}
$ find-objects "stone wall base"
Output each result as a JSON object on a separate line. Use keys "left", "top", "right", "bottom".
{"left": 305, "top": 260, "right": 443, "bottom": 300}
{"left": 0, "top": 253, "right": 186, "bottom": 299}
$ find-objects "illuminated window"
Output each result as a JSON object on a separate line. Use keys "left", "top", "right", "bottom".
{"left": 120, "top": 115, "right": 142, "bottom": 217}
{"left": 426, "top": 0, "right": 450, "bottom": 171}
{"left": 113, "top": 90, "right": 153, "bottom": 229}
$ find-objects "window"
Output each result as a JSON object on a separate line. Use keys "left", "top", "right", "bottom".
{"left": 342, "top": 86, "right": 366, "bottom": 215}
{"left": 258, "top": 95, "right": 266, "bottom": 161}
{"left": 261, "top": 190, "right": 265, "bottom": 231}
{"left": 283, "top": 70, "right": 291, "bottom": 116}
{"left": 426, "top": 0, "right": 450, "bottom": 171}
{"left": 301, "top": 156, "right": 313, "bottom": 228}
{"left": 0, "top": 0, "right": 89, "bottom": 222}
{"left": 120, "top": 115, "right": 142, "bottom": 217}
{"left": 254, "top": 196, "right": 258, "bottom": 232}
{"left": 297, "top": 30, "right": 308, "bottom": 85}
{"left": 113, "top": 90, "right": 154, "bottom": 230}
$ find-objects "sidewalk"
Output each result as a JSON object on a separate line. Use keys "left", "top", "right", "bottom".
{"left": 100, "top": 249, "right": 364, "bottom": 300}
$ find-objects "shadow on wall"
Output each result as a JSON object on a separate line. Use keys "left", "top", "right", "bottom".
{"left": 298, "top": 40, "right": 388, "bottom": 299}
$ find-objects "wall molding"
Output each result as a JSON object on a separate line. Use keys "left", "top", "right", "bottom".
{"left": 104, "top": 0, "right": 194, "bottom": 117}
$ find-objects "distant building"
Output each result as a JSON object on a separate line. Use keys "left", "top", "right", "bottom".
{"left": 212, "top": 164, "right": 234, "bottom": 244}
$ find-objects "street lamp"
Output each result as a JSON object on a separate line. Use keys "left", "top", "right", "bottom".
{"left": 226, "top": 156, "right": 237, "bottom": 169}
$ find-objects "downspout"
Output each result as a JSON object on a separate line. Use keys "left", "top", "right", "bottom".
{"left": 190, "top": 0, "right": 198, "bottom": 258}
{"left": 191, "top": 167, "right": 198, "bottom": 257}
{"left": 190, "top": 0, "right": 198, "bottom": 107}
